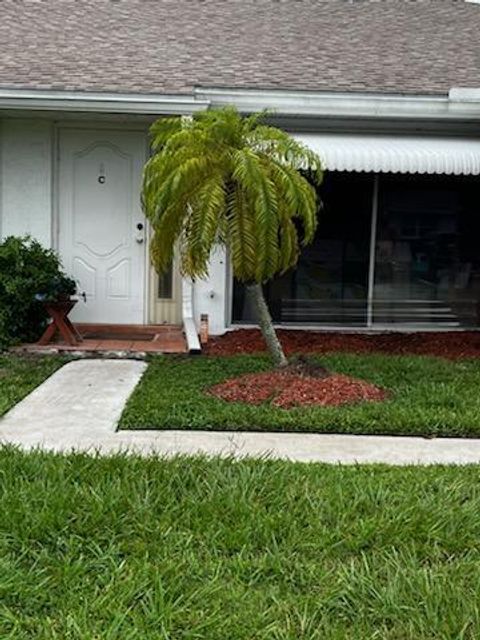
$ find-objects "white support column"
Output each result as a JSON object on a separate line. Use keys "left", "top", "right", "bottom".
{"left": 192, "top": 245, "right": 229, "bottom": 335}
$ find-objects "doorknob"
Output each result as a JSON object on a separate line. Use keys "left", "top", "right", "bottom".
{"left": 135, "top": 222, "right": 145, "bottom": 244}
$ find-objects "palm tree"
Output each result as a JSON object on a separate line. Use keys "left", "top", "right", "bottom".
{"left": 142, "top": 107, "right": 323, "bottom": 367}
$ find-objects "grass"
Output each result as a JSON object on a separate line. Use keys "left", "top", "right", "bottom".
{"left": 120, "top": 353, "right": 480, "bottom": 438}
{"left": 0, "top": 354, "right": 66, "bottom": 417}
{"left": 1, "top": 448, "right": 480, "bottom": 639}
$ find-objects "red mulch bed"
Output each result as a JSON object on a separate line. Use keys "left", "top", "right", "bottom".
{"left": 208, "top": 370, "right": 388, "bottom": 409}
{"left": 205, "top": 329, "right": 480, "bottom": 360}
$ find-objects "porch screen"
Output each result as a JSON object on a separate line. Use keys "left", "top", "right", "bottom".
{"left": 232, "top": 172, "right": 480, "bottom": 328}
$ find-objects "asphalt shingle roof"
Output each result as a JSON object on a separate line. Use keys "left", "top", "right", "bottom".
{"left": 0, "top": 0, "right": 479, "bottom": 97}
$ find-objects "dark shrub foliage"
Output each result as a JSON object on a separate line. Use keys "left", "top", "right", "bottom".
{"left": 0, "top": 236, "right": 76, "bottom": 348}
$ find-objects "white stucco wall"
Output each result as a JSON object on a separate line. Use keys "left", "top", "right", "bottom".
{"left": 193, "top": 245, "right": 230, "bottom": 335}
{"left": 0, "top": 116, "right": 232, "bottom": 333}
{"left": 0, "top": 119, "right": 53, "bottom": 247}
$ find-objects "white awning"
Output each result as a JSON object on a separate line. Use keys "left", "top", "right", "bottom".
{"left": 295, "top": 133, "right": 480, "bottom": 175}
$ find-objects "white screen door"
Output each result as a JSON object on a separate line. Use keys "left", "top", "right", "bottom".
{"left": 58, "top": 129, "right": 146, "bottom": 324}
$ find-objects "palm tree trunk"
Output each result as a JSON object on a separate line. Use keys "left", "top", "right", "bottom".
{"left": 246, "top": 283, "right": 288, "bottom": 368}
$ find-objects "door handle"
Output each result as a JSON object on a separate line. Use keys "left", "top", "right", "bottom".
{"left": 135, "top": 222, "right": 145, "bottom": 244}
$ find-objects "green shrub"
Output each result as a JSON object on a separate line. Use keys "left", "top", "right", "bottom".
{"left": 0, "top": 236, "right": 76, "bottom": 348}
{"left": 0, "top": 308, "right": 9, "bottom": 350}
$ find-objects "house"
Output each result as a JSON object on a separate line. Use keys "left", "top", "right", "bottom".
{"left": 1, "top": 1, "right": 480, "bottom": 349}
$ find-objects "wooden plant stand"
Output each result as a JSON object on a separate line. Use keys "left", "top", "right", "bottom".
{"left": 38, "top": 300, "right": 83, "bottom": 347}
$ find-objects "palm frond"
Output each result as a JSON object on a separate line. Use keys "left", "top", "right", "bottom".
{"left": 248, "top": 125, "right": 324, "bottom": 185}
{"left": 142, "top": 106, "right": 323, "bottom": 283}
{"left": 232, "top": 148, "right": 280, "bottom": 280}
{"left": 149, "top": 116, "right": 184, "bottom": 150}
{"left": 181, "top": 177, "right": 226, "bottom": 277}
{"left": 226, "top": 187, "right": 257, "bottom": 281}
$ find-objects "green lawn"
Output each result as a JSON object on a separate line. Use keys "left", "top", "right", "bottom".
{"left": 0, "top": 354, "right": 66, "bottom": 417}
{"left": 0, "top": 448, "right": 479, "bottom": 639}
{"left": 120, "top": 353, "right": 480, "bottom": 438}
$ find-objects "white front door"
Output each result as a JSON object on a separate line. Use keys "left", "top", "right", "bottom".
{"left": 58, "top": 129, "right": 146, "bottom": 324}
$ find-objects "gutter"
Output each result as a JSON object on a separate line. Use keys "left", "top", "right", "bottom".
{"left": 195, "top": 87, "right": 480, "bottom": 122}
{"left": 0, "top": 87, "right": 480, "bottom": 122}
{"left": 1, "top": 86, "right": 479, "bottom": 121}
{"left": 0, "top": 88, "right": 210, "bottom": 115}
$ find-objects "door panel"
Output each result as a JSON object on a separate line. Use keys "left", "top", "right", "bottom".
{"left": 58, "top": 129, "right": 146, "bottom": 324}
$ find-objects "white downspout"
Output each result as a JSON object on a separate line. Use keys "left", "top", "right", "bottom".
{"left": 182, "top": 277, "right": 201, "bottom": 353}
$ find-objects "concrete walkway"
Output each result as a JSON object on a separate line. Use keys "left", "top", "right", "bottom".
{"left": 2, "top": 359, "right": 480, "bottom": 465}
{"left": 0, "top": 359, "right": 147, "bottom": 449}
